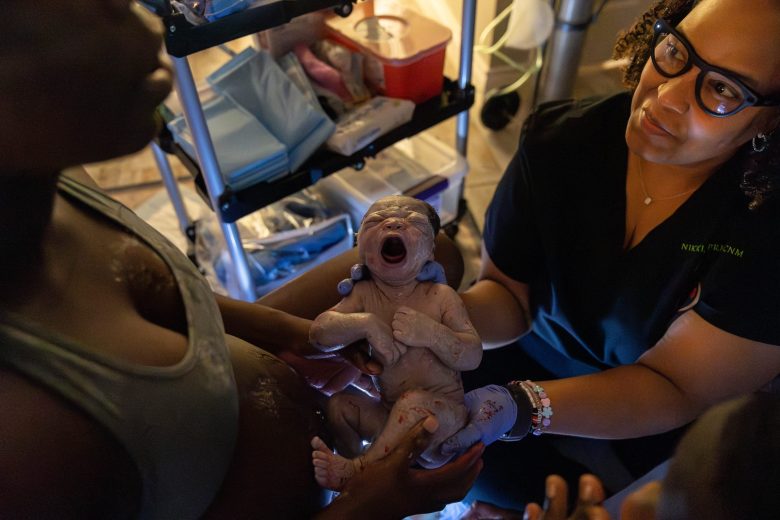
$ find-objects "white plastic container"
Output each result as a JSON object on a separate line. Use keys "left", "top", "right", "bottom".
{"left": 313, "top": 132, "right": 467, "bottom": 228}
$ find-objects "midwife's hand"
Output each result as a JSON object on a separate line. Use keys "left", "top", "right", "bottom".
{"left": 366, "top": 315, "right": 407, "bottom": 366}
{"left": 524, "top": 474, "right": 610, "bottom": 520}
{"left": 392, "top": 306, "right": 439, "bottom": 347}
{"left": 441, "top": 385, "right": 517, "bottom": 456}
{"left": 321, "top": 417, "right": 485, "bottom": 519}
{"left": 337, "top": 260, "right": 447, "bottom": 296}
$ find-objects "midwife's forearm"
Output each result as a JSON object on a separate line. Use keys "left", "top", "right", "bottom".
{"left": 460, "top": 279, "right": 530, "bottom": 349}
{"left": 537, "top": 364, "right": 703, "bottom": 439}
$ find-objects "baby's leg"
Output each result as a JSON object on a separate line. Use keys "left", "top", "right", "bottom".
{"left": 312, "top": 392, "right": 387, "bottom": 491}
{"left": 364, "top": 390, "right": 467, "bottom": 469}
{"left": 311, "top": 436, "right": 362, "bottom": 491}
{"left": 325, "top": 391, "right": 388, "bottom": 457}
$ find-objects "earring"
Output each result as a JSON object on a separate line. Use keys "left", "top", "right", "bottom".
{"left": 752, "top": 132, "right": 769, "bottom": 153}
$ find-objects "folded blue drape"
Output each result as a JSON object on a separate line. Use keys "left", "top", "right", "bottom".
{"left": 168, "top": 48, "right": 334, "bottom": 190}
{"left": 208, "top": 47, "right": 335, "bottom": 171}
{"left": 168, "top": 94, "right": 290, "bottom": 190}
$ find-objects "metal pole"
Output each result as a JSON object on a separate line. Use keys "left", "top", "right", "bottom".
{"left": 151, "top": 141, "right": 192, "bottom": 237}
{"left": 456, "top": 0, "right": 477, "bottom": 156}
{"left": 538, "top": 0, "right": 596, "bottom": 103}
{"left": 172, "top": 56, "right": 257, "bottom": 301}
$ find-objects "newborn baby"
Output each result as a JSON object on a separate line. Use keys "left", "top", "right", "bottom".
{"left": 309, "top": 195, "right": 482, "bottom": 491}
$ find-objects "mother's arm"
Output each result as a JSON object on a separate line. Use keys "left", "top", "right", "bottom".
{"left": 542, "top": 311, "right": 780, "bottom": 438}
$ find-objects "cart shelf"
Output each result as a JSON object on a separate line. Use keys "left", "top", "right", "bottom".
{"left": 162, "top": 0, "right": 354, "bottom": 57}
{"left": 151, "top": 0, "right": 477, "bottom": 300}
{"left": 160, "top": 78, "right": 474, "bottom": 223}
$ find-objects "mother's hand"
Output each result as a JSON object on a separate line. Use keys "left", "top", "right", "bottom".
{"left": 279, "top": 341, "right": 382, "bottom": 397}
{"left": 317, "top": 417, "right": 485, "bottom": 519}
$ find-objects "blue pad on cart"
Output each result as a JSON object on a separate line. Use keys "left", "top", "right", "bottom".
{"left": 168, "top": 94, "right": 290, "bottom": 190}
{"left": 205, "top": 0, "right": 252, "bottom": 21}
{"left": 208, "top": 47, "right": 336, "bottom": 170}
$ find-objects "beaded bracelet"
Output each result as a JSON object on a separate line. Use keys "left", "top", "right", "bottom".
{"left": 525, "top": 380, "right": 553, "bottom": 435}
{"left": 508, "top": 380, "right": 554, "bottom": 436}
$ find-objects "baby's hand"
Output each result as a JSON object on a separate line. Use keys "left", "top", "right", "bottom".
{"left": 392, "top": 306, "right": 439, "bottom": 348}
{"left": 366, "top": 316, "right": 407, "bottom": 366}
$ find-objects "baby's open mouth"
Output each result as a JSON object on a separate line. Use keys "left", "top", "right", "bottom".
{"left": 381, "top": 236, "right": 406, "bottom": 264}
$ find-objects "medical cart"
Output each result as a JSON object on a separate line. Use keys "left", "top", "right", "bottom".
{"left": 149, "top": 0, "right": 478, "bottom": 301}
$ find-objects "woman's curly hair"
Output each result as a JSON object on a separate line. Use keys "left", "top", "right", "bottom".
{"left": 613, "top": 0, "right": 780, "bottom": 210}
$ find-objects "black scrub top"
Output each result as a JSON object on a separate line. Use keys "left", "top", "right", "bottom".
{"left": 484, "top": 92, "right": 780, "bottom": 377}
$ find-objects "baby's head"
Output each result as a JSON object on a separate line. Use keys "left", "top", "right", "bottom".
{"left": 356, "top": 196, "right": 440, "bottom": 286}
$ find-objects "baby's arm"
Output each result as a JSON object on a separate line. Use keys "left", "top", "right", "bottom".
{"left": 392, "top": 285, "right": 482, "bottom": 371}
{"left": 310, "top": 294, "right": 369, "bottom": 352}
{"left": 310, "top": 287, "right": 407, "bottom": 366}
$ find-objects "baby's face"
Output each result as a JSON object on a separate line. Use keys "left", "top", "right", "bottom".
{"left": 357, "top": 196, "right": 435, "bottom": 286}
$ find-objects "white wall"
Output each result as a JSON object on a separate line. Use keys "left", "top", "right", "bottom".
{"left": 580, "top": 0, "right": 644, "bottom": 67}
{"left": 401, "top": 0, "right": 648, "bottom": 100}
{"left": 406, "top": 0, "right": 499, "bottom": 84}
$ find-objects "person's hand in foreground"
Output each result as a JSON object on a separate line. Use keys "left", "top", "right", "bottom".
{"left": 441, "top": 385, "right": 518, "bottom": 456}
{"left": 317, "top": 416, "right": 485, "bottom": 519}
{"left": 460, "top": 474, "right": 610, "bottom": 519}
{"left": 524, "top": 474, "right": 610, "bottom": 520}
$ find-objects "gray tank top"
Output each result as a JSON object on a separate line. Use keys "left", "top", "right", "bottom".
{"left": 0, "top": 176, "right": 239, "bottom": 519}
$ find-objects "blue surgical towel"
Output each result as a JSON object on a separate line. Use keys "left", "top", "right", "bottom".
{"left": 205, "top": 0, "right": 252, "bottom": 21}
{"left": 214, "top": 216, "right": 349, "bottom": 287}
{"left": 208, "top": 48, "right": 336, "bottom": 171}
{"left": 245, "top": 217, "right": 349, "bottom": 285}
{"left": 168, "top": 94, "right": 290, "bottom": 190}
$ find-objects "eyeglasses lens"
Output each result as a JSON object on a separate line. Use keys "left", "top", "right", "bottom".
{"left": 700, "top": 71, "right": 746, "bottom": 115}
{"left": 654, "top": 32, "right": 688, "bottom": 75}
{"left": 653, "top": 31, "right": 746, "bottom": 115}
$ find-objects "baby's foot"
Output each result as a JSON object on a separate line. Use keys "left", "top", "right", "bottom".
{"left": 311, "top": 436, "right": 363, "bottom": 491}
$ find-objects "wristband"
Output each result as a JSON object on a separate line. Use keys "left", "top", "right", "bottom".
{"left": 499, "top": 381, "right": 533, "bottom": 441}
{"left": 502, "top": 380, "right": 554, "bottom": 438}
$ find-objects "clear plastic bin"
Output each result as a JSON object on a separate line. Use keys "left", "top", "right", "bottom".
{"left": 312, "top": 132, "right": 467, "bottom": 228}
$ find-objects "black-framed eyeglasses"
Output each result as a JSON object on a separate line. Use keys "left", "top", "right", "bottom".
{"left": 650, "top": 18, "right": 780, "bottom": 117}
